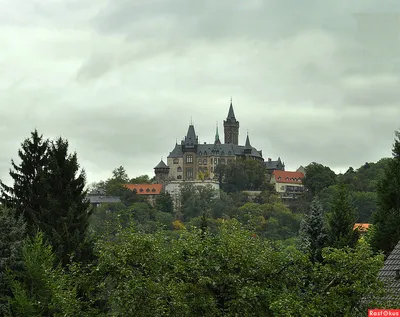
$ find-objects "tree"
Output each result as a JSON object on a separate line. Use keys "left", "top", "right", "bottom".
{"left": 371, "top": 130, "right": 400, "bottom": 255}
{"left": 299, "top": 197, "right": 326, "bottom": 263}
{"left": 302, "top": 162, "right": 337, "bottom": 197}
{"left": 155, "top": 192, "right": 174, "bottom": 213}
{"left": 326, "top": 183, "right": 359, "bottom": 249}
{"left": 129, "top": 175, "right": 151, "bottom": 184}
{"left": 215, "top": 160, "right": 268, "bottom": 192}
{"left": 0, "top": 130, "right": 49, "bottom": 236}
{"left": 0, "top": 207, "right": 26, "bottom": 315}
{"left": 6, "top": 232, "right": 80, "bottom": 316}
{"left": 40, "top": 137, "right": 91, "bottom": 265}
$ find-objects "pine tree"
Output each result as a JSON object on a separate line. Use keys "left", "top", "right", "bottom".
{"left": 0, "top": 129, "right": 49, "bottom": 236}
{"left": 41, "top": 137, "right": 91, "bottom": 265}
{"left": 326, "top": 183, "right": 359, "bottom": 249}
{"left": 0, "top": 207, "right": 26, "bottom": 315}
{"left": 371, "top": 130, "right": 400, "bottom": 255}
{"left": 299, "top": 197, "right": 326, "bottom": 263}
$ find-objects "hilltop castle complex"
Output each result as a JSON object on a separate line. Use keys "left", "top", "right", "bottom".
{"left": 166, "top": 101, "right": 264, "bottom": 181}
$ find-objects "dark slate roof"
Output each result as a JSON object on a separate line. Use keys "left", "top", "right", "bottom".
{"left": 167, "top": 143, "right": 183, "bottom": 158}
{"left": 378, "top": 240, "right": 400, "bottom": 301}
{"left": 154, "top": 160, "right": 169, "bottom": 169}
{"left": 227, "top": 102, "right": 236, "bottom": 121}
{"left": 168, "top": 142, "right": 263, "bottom": 159}
{"left": 197, "top": 143, "right": 262, "bottom": 158}
{"left": 88, "top": 194, "right": 121, "bottom": 204}
{"left": 184, "top": 124, "right": 198, "bottom": 147}
{"left": 265, "top": 157, "right": 284, "bottom": 169}
{"left": 245, "top": 134, "right": 251, "bottom": 149}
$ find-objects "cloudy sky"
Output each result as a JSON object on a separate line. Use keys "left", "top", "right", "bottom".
{"left": 1, "top": 0, "right": 400, "bottom": 185}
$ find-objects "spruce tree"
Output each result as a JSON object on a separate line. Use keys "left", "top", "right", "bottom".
{"left": 0, "top": 207, "right": 26, "bottom": 315}
{"left": 299, "top": 197, "right": 326, "bottom": 263}
{"left": 0, "top": 129, "right": 49, "bottom": 236}
{"left": 41, "top": 137, "right": 91, "bottom": 265}
{"left": 327, "top": 183, "right": 359, "bottom": 249}
{"left": 371, "top": 130, "right": 400, "bottom": 256}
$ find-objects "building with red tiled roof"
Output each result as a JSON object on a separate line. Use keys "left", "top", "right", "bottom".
{"left": 124, "top": 184, "right": 163, "bottom": 205}
{"left": 270, "top": 170, "right": 305, "bottom": 199}
{"left": 353, "top": 223, "right": 370, "bottom": 232}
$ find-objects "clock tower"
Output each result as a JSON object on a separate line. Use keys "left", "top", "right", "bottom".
{"left": 224, "top": 100, "right": 239, "bottom": 145}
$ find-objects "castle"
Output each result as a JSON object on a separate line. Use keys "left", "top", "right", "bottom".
{"left": 165, "top": 101, "right": 264, "bottom": 181}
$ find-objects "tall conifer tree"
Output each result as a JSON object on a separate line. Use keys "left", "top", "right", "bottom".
{"left": 42, "top": 137, "right": 91, "bottom": 265}
{"left": 0, "top": 129, "right": 49, "bottom": 236}
{"left": 371, "top": 130, "right": 400, "bottom": 255}
{"left": 327, "top": 183, "right": 359, "bottom": 249}
{"left": 300, "top": 197, "right": 326, "bottom": 263}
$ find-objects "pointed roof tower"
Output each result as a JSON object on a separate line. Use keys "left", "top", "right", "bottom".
{"left": 182, "top": 123, "right": 198, "bottom": 150}
{"left": 226, "top": 98, "right": 236, "bottom": 122}
{"left": 244, "top": 132, "right": 252, "bottom": 154}
{"left": 215, "top": 123, "right": 221, "bottom": 145}
{"left": 154, "top": 159, "right": 168, "bottom": 169}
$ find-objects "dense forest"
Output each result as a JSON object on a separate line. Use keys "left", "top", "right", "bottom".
{"left": 0, "top": 129, "right": 399, "bottom": 316}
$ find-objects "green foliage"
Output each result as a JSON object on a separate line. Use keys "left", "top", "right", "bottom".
{"left": 41, "top": 137, "right": 92, "bottom": 266}
{"left": 326, "top": 183, "right": 359, "bottom": 249}
{"left": 130, "top": 174, "right": 151, "bottom": 184}
{"left": 235, "top": 201, "right": 301, "bottom": 240}
{"left": 0, "top": 130, "right": 49, "bottom": 236}
{"left": 371, "top": 130, "right": 400, "bottom": 255}
{"left": 300, "top": 197, "right": 327, "bottom": 263}
{"left": 7, "top": 232, "right": 80, "bottom": 316}
{"left": 302, "top": 162, "right": 337, "bottom": 197}
{"left": 0, "top": 131, "right": 92, "bottom": 266}
{"left": 155, "top": 192, "right": 174, "bottom": 213}
{"left": 179, "top": 184, "right": 219, "bottom": 220}
{"left": 6, "top": 223, "right": 385, "bottom": 316}
{"left": 339, "top": 159, "right": 390, "bottom": 192}
{"left": 0, "top": 207, "right": 26, "bottom": 315}
{"left": 215, "top": 159, "right": 268, "bottom": 192}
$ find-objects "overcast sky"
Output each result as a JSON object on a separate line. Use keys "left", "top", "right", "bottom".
{"left": 1, "top": 0, "right": 400, "bottom": 185}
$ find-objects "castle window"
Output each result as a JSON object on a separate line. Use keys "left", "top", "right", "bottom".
{"left": 221, "top": 151, "right": 224, "bottom": 155}
{"left": 177, "top": 175, "right": 182, "bottom": 180}
{"left": 198, "top": 159, "right": 202, "bottom": 165}
{"left": 203, "top": 159, "right": 207, "bottom": 165}
{"left": 186, "top": 155, "right": 193, "bottom": 163}
{"left": 140, "top": 188, "right": 144, "bottom": 192}
{"left": 177, "top": 166, "right": 182, "bottom": 172}
{"left": 173, "top": 159, "right": 178, "bottom": 164}
{"left": 220, "top": 158, "right": 225, "bottom": 164}
{"left": 227, "top": 159, "right": 233, "bottom": 164}
{"left": 214, "top": 158, "right": 218, "bottom": 165}
{"left": 199, "top": 152, "right": 202, "bottom": 156}
{"left": 186, "top": 168, "right": 193, "bottom": 178}
{"left": 152, "top": 188, "right": 156, "bottom": 192}
{"left": 146, "top": 188, "right": 150, "bottom": 192}
{"left": 228, "top": 151, "right": 232, "bottom": 155}
{"left": 204, "top": 151, "right": 207, "bottom": 155}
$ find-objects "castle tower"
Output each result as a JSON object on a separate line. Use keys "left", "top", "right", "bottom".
{"left": 181, "top": 123, "right": 198, "bottom": 180}
{"left": 224, "top": 99, "right": 239, "bottom": 145}
{"left": 154, "top": 159, "right": 170, "bottom": 186}
{"left": 244, "top": 133, "right": 252, "bottom": 155}
{"left": 215, "top": 123, "right": 221, "bottom": 145}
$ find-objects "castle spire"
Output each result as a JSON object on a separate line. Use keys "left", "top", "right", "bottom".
{"left": 245, "top": 131, "right": 251, "bottom": 148}
{"left": 215, "top": 122, "right": 221, "bottom": 145}
{"left": 227, "top": 98, "right": 236, "bottom": 121}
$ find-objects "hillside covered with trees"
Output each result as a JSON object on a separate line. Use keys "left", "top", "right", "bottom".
{"left": 0, "top": 129, "right": 399, "bottom": 316}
